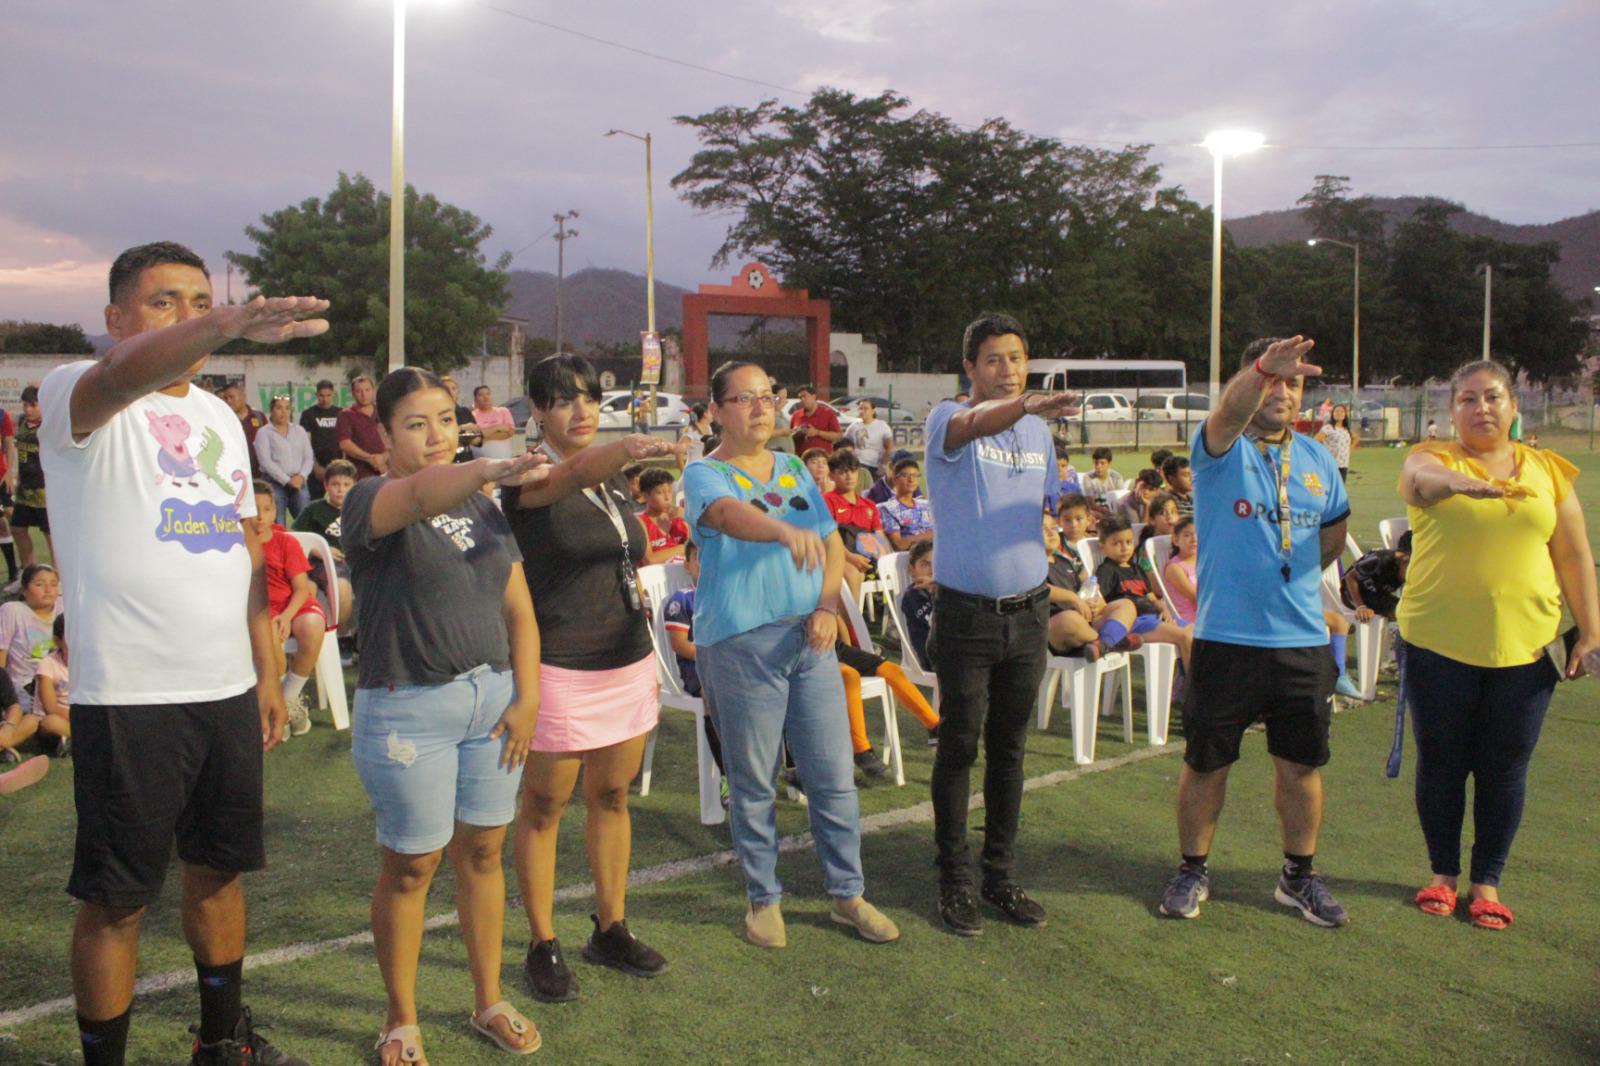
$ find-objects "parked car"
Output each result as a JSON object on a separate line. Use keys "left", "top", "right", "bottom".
{"left": 598, "top": 390, "right": 692, "bottom": 428}
{"left": 833, "top": 395, "right": 918, "bottom": 424}
{"left": 504, "top": 395, "right": 533, "bottom": 431}
{"left": 1134, "top": 392, "right": 1211, "bottom": 422}
{"left": 1062, "top": 392, "right": 1134, "bottom": 422}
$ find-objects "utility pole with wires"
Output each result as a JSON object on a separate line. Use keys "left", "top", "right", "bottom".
{"left": 553, "top": 210, "right": 580, "bottom": 353}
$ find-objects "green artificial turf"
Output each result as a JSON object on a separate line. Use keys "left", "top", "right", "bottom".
{"left": 1, "top": 444, "right": 1596, "bottom": 1064}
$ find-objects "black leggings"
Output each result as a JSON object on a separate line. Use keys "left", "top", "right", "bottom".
{"left": 1406, "top": 644, "right": 1557, "bottom": 887}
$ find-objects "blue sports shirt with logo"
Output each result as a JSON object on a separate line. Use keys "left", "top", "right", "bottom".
{"left": 1189, "top": 422, "right": 1350, "bottom": 648}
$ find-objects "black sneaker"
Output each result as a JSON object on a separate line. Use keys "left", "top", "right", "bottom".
{"left": 854, "top": 749, "right": 888, "bottom": 780}
{"left": 939, "top": 885, "right": 983, "bottom": 937}
{"left": 523, "top": 938, "right": 580, "bottom": 1002}
{"left": 981, "top": 881, "right": 1048, "bottom": 927}
{"left": 189, "top": 1006, "right": 308, "bottom": 1066}
{"left": 1158, "top": 864, "right": 1210, "bottom": 920}
{"left": 581, "top": 914, "right": 669, "bottom": 978}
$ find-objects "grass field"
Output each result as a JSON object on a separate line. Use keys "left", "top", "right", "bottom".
{"left": 2, "top": 445, "right": 1597, "bottom": 1065}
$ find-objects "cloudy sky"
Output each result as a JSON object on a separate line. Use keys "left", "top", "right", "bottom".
{"left": 3, "top": 0, "right": 1596, "bottom": 332}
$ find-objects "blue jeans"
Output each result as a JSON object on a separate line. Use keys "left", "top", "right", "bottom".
{"left": 273, "top": 482, "right": 310, "bottom": 521}
{"left": 1406, "top": 644, "right": 1557, "bottom": 886}
{"left": 698, "top": 617, "right": 864, "bottom": 905}
{"left": 352, "top": 665, "right": 521, "bottom": 855}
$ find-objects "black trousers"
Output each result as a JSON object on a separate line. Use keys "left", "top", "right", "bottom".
{"left": 929, "top": 591, "right": 1048, "bottom": 887}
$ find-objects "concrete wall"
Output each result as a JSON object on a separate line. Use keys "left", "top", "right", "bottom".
{"left": 0, "top": 352, "right": 525, "bottom": 415}
{"left": 831, "top": 333, "right": 958, "bottom": 416}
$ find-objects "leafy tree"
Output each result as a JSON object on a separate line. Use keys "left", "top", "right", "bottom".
{"left": 228, "top": 172, "right": 510, "bottom": 372}
{"left": 0, "top": 321, "right": 95, "bottom": 354}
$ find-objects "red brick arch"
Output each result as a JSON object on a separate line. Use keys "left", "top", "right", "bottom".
{"left": 680, "top": 263, "right": 832, "bottom": 398}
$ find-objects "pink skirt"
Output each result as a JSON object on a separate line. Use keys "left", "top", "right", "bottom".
{"left": 531, "top": 654, "right": 659, "bottom": 753}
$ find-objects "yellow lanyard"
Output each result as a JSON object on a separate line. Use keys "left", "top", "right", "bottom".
{"left": 1254, "top": 432, "right": 1293, "bottom": 582}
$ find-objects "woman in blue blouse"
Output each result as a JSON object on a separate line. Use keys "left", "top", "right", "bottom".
{"left": 684, "top": 361, "right": 899, "bottom": 950}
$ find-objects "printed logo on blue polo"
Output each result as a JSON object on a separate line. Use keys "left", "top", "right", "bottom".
{"left": 974, "top": 440, "right": 1047, "bottom": 468}
{"left": 155, "top": 499, "right": 245, "bottom": 554}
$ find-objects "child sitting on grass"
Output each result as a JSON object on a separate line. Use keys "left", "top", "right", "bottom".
{"left": 0, "top": 663, "right": 42, "bottom": 761}
{"left": 32, "top": 614, "right": 70, "bottom": 754}
{"left": 250, "top": 480, "right": 327, "bottom": 737}
{"left": 1095, "top": 513, "right": 1193, "bottom": 670}
{"left": 1046, "top": 500, "right": 1140, "bottom": 660}
{"left": 1162, "top": 516, "right": 1198, "bottom": 624}
{"left": 899, "top": 540, "right": 935, "bottom": 671}
{"left": 638, "top": 467, "right": 691, "bottom": 563}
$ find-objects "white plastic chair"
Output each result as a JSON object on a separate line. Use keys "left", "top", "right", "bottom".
{"left": 878, "top": 553, "right": 939, "bottom": 705}
{"left": 1380, "top": 517, "right": 1410, "bottom": 550}
{"left": 635, "top": 564, "right": 725, "bottom": 825}
{"left": 1321, "top": 561, "right": 1385, "bottom": 702}
{"left": 1073, "top": 537, "right": 1178, "bottom": 750}
{"left": 286, "top": 531, "right": 349, "bottom": 730}
{"left": 856, "top": 574, "right": 891, "bottom": 624}
{"left": 1038, "top": 645, "right": 1132, "bottom": 765}
{"left": 839, "top": 589, "right": 906, "bottom": 787}
{"left": 1142, "top": 534, "right": 1192, "bottom": 625}
{"left": 1102, "top": 488, "right": 1131, "bottom": 513}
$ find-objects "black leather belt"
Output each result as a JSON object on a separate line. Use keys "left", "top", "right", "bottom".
{"left": 936, "top": 583, "right": 1049, "bottom": 615}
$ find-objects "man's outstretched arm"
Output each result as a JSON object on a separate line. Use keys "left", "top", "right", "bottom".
{"left": 70, "top": 296, "right": 328, "bottom": 440}
{"left": 1201, "top": 336, "right": 1320, "bottom": 457}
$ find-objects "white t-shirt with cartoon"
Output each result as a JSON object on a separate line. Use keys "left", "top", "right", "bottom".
{"left": 40, "top": 361, "right": 258, "bottom": 705}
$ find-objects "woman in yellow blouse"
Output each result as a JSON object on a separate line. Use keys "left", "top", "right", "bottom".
{"left": 1398, "top": 360, "right": 1598, "bottom": 930}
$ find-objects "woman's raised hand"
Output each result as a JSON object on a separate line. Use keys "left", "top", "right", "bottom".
{"left": 622, "top": 434, "right": 676, "bottom": 460}
{"left": 485, "top": 451, "right": 550, "bottom": 486}
{"left": 1444, "top": 470, "right": 1507, "bottom": 500}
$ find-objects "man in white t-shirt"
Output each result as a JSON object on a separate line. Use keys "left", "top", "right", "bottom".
{"left": 844, "top": 399, "right": 895, "bottom": 479}
{"left": 41, "top": 241, "right": 326, "bottom": 1066}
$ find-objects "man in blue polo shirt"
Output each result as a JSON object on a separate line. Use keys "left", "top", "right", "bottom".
{"left": 924, "top": 312, "right": 1076, "bottom": 937}
{"left": 1157, "top": 335, "right": 1352, "bottom": 928}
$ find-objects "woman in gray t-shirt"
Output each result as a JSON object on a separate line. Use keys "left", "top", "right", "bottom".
{"left": 343, "top": 368, "right": 546, "bottom": 1062}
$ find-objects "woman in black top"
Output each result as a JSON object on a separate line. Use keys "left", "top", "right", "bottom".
{"left": 504, "top": 354, "right": 676, "bottom": 1003}
{"left": 343, "top": 368, "right": 545, "bottom": 1063}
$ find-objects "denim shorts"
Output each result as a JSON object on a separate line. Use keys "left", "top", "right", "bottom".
{"left": 352, "top": 665, "right": 522, "bottom": 854}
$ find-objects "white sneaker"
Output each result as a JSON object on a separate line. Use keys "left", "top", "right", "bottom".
{"left": 1, "top": 578, "right": 20, "bottom": 595}
{"left": 287, "top": 695, "right": 312, "bottom": 736}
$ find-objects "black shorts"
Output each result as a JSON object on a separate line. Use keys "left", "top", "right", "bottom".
{"left": 68, "top": 690, "right": 266, "bottom": 907}
{"left": 1182, "top": 639, "right": 1335, "bottom": 772}
{"left": 10, "top": 501, "right": 48, "bottom": 532}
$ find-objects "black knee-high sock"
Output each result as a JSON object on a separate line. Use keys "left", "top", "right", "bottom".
{"left": 195, "top": 958, "right": 243, "bottom": 1043}
{"left": 0, "top": 539, "right": 15, "bottom": 576}
{"left": 78, "top": 1008, "right": 132, "bottom": 1066}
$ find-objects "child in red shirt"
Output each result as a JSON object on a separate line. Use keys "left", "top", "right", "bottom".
{"left": 249, "top": 480, "right": 327, "bottom": 736}
{"left": 637, "top": 468, "right": 690, "bottom": 563}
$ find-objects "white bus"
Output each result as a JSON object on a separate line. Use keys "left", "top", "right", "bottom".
{"left": 1025, "top": 358, "right": 1188, "bottom": 394}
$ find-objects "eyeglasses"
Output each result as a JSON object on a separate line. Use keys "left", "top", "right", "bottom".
{"left": 724, "top": 392, "right": 779, "bottom": 410}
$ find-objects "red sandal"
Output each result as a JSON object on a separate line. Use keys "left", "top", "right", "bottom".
{"left": 1414, "top": 884, "right": 1456, "bottom": 917}
{"left": 1468, "top": 897, "right": 1514, "bottom": 930}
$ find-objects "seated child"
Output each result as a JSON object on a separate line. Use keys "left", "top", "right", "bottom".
{"left": 0, "top": 664, "right": 39, "bottom": 761}
{"left": 638, "top": 467, "right": 691, "bottom": 563}
{"left": 1161, "top": 456, "right": 1194, "bottom": 517}
{"left": 899, "top": 540, "right": 935, "bottom": 671}
{"left": 32, "top": 614, "right": 71, "bottom": 755}
{"left": 1095, "top": 514, "right": 1192, "bottom": 670}
{"left": 1046, "top": 500, "right": 1139, "bottom": 660}
{"left": 251, "top": 480, "right": 327, "bottom": 737}
{"left": 824, "top": 449, "right": 885, "bottom": 601}
{"left": 1118, "top": 468, "right": 1164, "bottom": 526}
{"left": 1324, "top": 531, "right": 1414, "bottom": 700}
{"left": 623, "top": 463, "right": 647, "bottom": 506}
{"left": 1047, "top": 449, "right": 1082, "bottom": 512}
{"left": 833, "top": 611, "right": 941, "bottom": 769}
{"left": 1136, "top": 491, "right": 1180, "bottom": 577}
{"left": 661, "top": 542, "right": 727, "bottom": 792}
{"left": 292, "top": 457, "right": 357, "bottom": 629}
{"left": 1160, "top": 516, "right": 1199, "bottom": 623}
{"left": 1079, "top": 447, "right": 1126, "bottom": 504}
{"left": 1148, "top": 448, "right": 1174, "bottom": 474}
{"left": 801, "top": 448, "right": 832, "bottom": 493}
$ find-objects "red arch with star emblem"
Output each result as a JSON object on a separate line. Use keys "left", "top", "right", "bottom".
{"left": 680, "top": 263, "right": 833, "bottom": 397}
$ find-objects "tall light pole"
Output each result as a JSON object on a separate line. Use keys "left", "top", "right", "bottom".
{"left": 1201, "top": 130, "right": 1265, "bottom": 403}
{"left": 1478, "top": 263, "right": 1493, "bottom": 360}
{"left": 1308, "top": 237, "right": 1361, "bottom": 412}
{"left": 605, "top": 128, "right": 657, "bottom": 422}
{"left": 552, "top": 210, "right": 580, "bottom": 353}
{"left": 389, "top": 0, "right": 407, "bottom": 371}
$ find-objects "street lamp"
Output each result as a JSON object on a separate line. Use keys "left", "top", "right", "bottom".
{"left": 1477, "top": 262, "right": 1493, "bottom": 360}
{"left": 1308, "top": 237, "right": 1361, "bottom": 413}
{"left": 1201, "top": 130, "right": 1265, "bottom": 403}
{"left": 606, "top": 128, "right": 659, "bottom": 423}
{"left": 387, "top": 0, "right": 456, "bottom": 373}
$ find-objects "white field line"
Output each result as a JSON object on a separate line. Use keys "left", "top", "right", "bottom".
{"left": 0, "top": 742, "right": 1178, "bottom": 1029}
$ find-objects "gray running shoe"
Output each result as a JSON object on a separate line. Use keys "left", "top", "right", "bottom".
{"left": 1275, "top": 869, "right": 1348, "bottom": 927}
{"left": 1158, "top": 864, "right": 1210, "bottom": 919}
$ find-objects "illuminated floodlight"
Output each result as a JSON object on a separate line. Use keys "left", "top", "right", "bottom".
{"left": 1201, "top": 129, "right": 1266, "bottom": 158}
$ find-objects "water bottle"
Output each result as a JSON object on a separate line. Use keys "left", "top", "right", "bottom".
{"left": 1082, "top": 576, "right": 1102, "bottom": 608}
